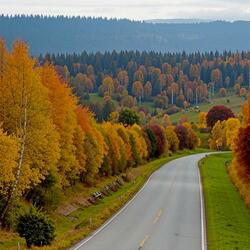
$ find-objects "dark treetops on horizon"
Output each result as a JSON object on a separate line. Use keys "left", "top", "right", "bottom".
{"left": 0, "top": 15, "right": 249, "bottom": 55}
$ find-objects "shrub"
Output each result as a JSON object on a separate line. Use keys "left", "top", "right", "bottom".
{"left": 16, "top": 208, "right": 55, "bottom": 248}
{"left": 206, "top": 105, "right": 235, "bottom": 128}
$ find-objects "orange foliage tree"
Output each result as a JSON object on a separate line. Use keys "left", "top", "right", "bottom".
{"left": 76, "top": 107, "right": 107, "bottom": 184}
{"left": 41, "top": 63, "right": 79, "bottom": 186}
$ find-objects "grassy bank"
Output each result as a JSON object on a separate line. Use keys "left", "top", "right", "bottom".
{"left": 199, "top": 153, "right": 250, "bottom": 250}
{"left": 0, "top": 148, "right": 208, "bottom": 250}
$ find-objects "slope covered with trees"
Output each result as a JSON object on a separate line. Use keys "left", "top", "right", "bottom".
{"left": 1, "top": 15, "right": 249, "bottom": 54}
{"left": 41, "top": 49, "right": 250, "bottom": 119}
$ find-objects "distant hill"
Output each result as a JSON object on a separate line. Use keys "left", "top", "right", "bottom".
{"left": 0, "top": 15, "right": 249, "bottom": 55}
{"left": 145, "top": 19, "right": 214, "bottom": 24}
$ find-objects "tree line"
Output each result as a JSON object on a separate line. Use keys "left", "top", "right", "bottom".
{"left": 0, "top": 39, "right": 200, "bottom": 235}
{"left": 196, "top": 101, "right": 250, "bottom": 208}
{"left": 229, "top": 96, "right": 250, "bottom": 208}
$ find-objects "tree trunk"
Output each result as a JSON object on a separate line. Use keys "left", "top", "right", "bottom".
{"left": 0, "top": 101, "right": 27, "bottom": 223}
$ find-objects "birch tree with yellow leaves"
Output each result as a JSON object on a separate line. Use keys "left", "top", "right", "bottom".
{"left": 0, "top": 40, "right": 60, "bottom": 219}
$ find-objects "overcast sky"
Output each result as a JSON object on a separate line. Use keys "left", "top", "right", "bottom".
{"left": 1, "top": 0, "right": 250, "bottom": 21}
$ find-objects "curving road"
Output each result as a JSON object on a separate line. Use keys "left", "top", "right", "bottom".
{"left": 71, "top": 153, "right": 208, "bottom": 250}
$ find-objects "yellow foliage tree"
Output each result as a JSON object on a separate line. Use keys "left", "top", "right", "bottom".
{"left": 209, "top": 120, "right": 227, "bottom": 150}
{"left": 0, "top": 41, "right": 60, "bottom": 219}
{"left": 164, "top": 127, "right": 179, "bottom": 152}
{"left": 198, "top": 112, "right": 207, "bottom": 129}
{"left": 129, "top": 124, "right": 148, "bottom": 164}
{"left": 41, "top": 63, "right": 79, "bottom": 186}
{"left": 225, "top": 118, "right": 241, "bottom": 150}
{"left": 76, "top": 107, "right": 107, "bottom": 183}
{"left": 99, "top": 122, "right": 126, "bottom": 175}
{"left": 72, "top": 126, "right": 86, "bottom": 182}
{"left": 116, "top": 124, "right": 132, "bottom": 166}
{"left": 108, "top": 111, "right": 119, "bottom": 123}
{"left": 0, "top": 128, "right": 19, "bottom": 196}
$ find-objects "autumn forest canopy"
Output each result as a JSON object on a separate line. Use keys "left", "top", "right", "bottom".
{"left": 40, "top": 49, "right": 250, "bottom": 120}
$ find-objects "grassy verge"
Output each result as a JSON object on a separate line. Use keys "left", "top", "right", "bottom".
{"left": 199, "top": 153, "right": 250, "bottom": 250}
{"left": 0, "top": 148, "right": 208, "bottom": 250}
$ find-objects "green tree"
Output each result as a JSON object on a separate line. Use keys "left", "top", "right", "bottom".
{"left": 143, "top": 127, "right": 157, "bottom": 158}
{"left": 17, "top": 208, "right": 55, "bottom": 248}
{"left": 118, "top": 109, "right": 140, "bottom": 126}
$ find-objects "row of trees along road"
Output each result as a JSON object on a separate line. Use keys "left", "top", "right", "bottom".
{"left": 0, "top": 39, "right": 200, "bottom": 249}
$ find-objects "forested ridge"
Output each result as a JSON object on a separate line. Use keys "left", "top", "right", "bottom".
{"left": 0, "top": 15, "right": 249, "bottom": 54}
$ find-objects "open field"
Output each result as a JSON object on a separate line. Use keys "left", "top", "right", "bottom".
{"left": 170, "top": 95, "right": 245, "bottom": 123}
{"left": 200, "top": 153, "right": 250, "bottom": 250}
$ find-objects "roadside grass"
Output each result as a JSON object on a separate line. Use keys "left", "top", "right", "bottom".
{"left": 170, "top": 95, "right": 244, "bottom": 123}
{"left": 0, "top": 148, "right": 209, "bottom": 250}
{"left": 199, "top": 153, "right": 250, "bottom": 250}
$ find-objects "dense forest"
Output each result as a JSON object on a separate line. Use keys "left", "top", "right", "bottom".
{"left": 42, "top": 50, "right": 250, "bottom": 120}
{"left": 0, "top": 15, "right": 249, "bottom": 54}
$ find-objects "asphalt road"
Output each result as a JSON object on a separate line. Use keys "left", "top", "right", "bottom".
{"left": 71, "top": 153, "right": 208, "bottom": 250}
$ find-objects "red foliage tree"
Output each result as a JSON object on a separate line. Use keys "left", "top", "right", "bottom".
{"left": 148, "top": 125, "right": 166, "bottom": 157}
{"left": 206, "top": 105, "right": 235, "bottom": 128}
{"left": 142, "top": 130, "right": 152, "bottom": 159}
{"left": 174, "top": 125, "right": 189, "bottom": 150}
{"left": 234, "top": 125, "right": 250, "bottom": 182}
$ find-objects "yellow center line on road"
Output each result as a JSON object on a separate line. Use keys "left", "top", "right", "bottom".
{"left": 138, "top": 209, "right": 163, "bottom": 249}
{"left": 153, "top": 209, "right": 162, "bottom": 225}
{"left": 138, "top": 235, "right": 149, "bottom": 249}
